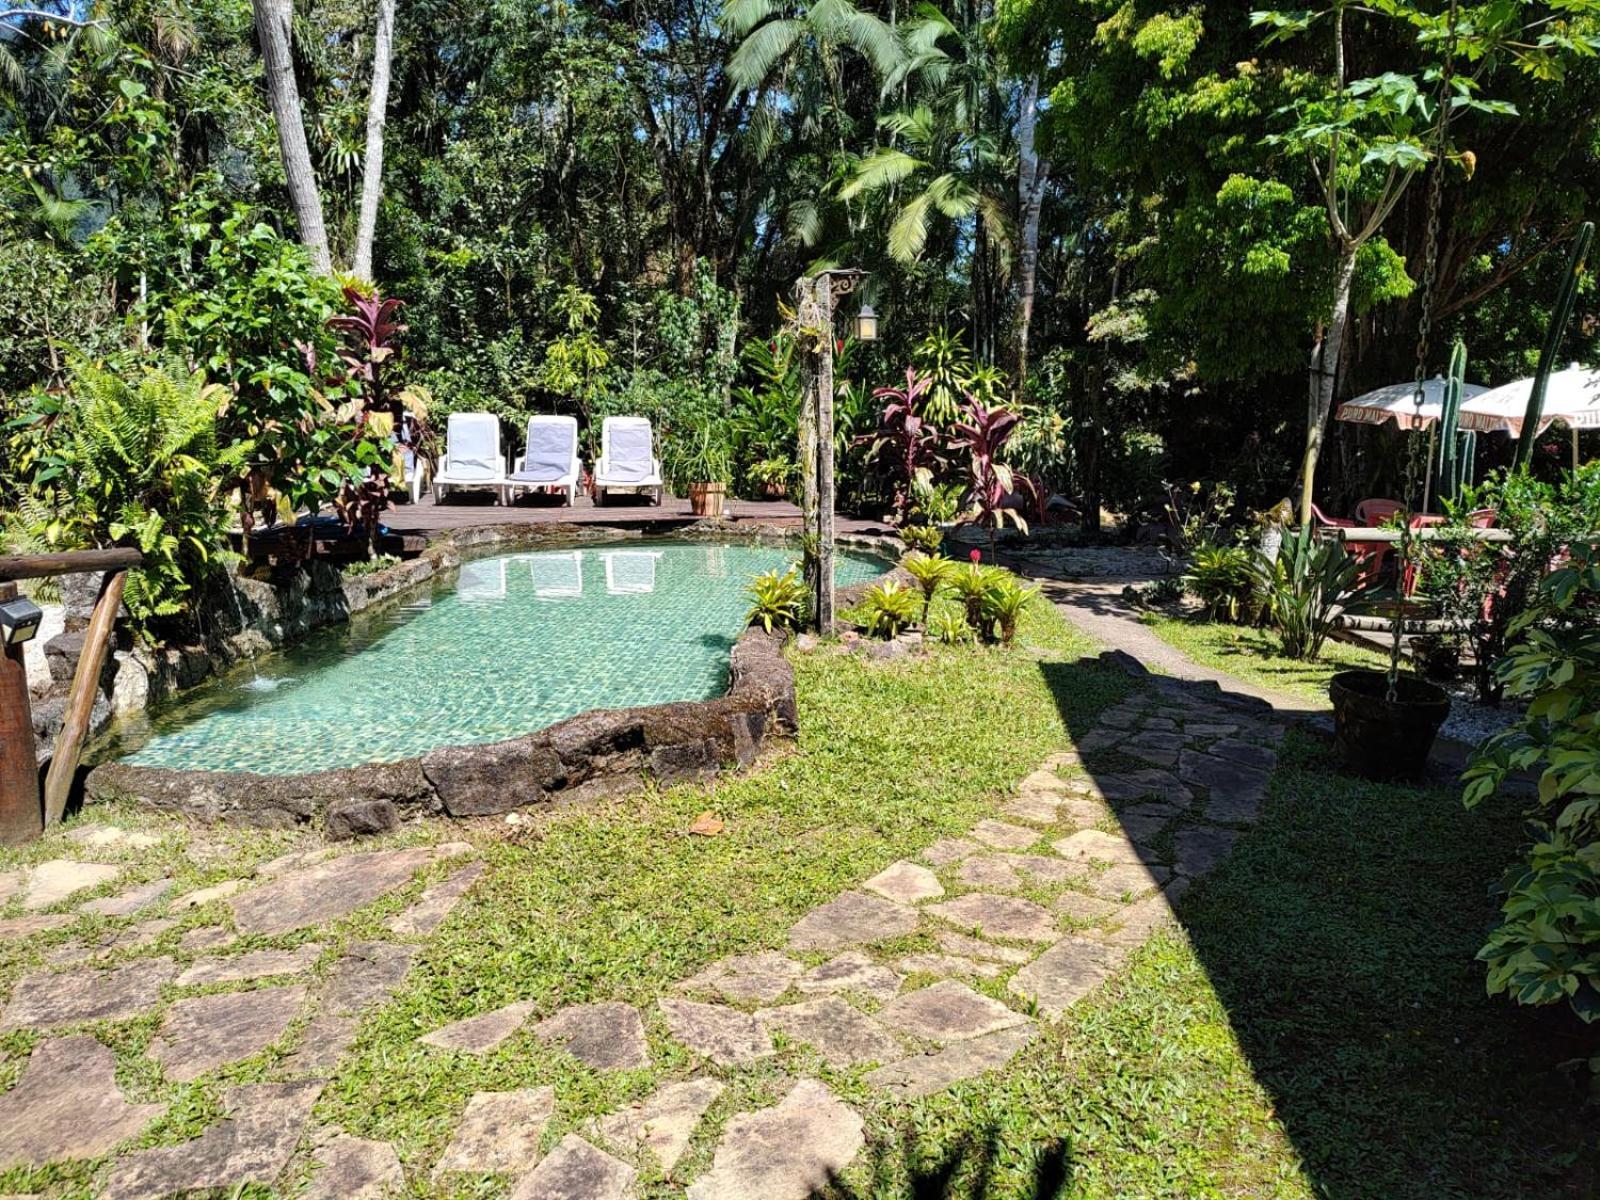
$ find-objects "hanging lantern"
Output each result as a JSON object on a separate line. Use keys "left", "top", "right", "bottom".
{"left": 854, "top": 303, "right": 879, "bottom": 343}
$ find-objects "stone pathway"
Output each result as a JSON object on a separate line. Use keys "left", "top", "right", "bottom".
{"left": 0, "top": 648, "right": 1288, "bottom": 1197}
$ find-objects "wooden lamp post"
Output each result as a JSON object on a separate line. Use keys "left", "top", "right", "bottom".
{"left": 795, "top": 269, "right": 877, "bottom": 633}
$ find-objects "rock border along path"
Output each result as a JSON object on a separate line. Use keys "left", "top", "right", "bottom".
{"left": 0, "top": 651, "right": 1290, "bottom": 1198}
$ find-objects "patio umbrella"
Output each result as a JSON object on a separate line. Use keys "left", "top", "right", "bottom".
{"left": 1337, "top": 376, "right": 1490, "bottom": 511}
{"left": 1458, "top": 364, "right": 1600, "bottom": 468}
{"left": 1336, "top": 376, "right": 1490, "bottom": 430}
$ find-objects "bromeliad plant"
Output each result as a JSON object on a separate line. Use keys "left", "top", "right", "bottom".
{"left": 860, "top": 579, "right": 922, "bottom": 639}
{"left": 901, "top": 551, "right": 954, "bottom": 624}
{"left": 980, "top": 572, "right": 1039, "bottom": 646}
{"left": 1186, "top": 541, "right": 1255, "bottom": 623}
{"left": 1249, "top": 526, "right": 1363, "bottom": 661}
{"left": 1463, "top": 540, "right": 1600, "bottom": 1022}
{"left": 745, "top": 566, "right": 809, "bottom": 633}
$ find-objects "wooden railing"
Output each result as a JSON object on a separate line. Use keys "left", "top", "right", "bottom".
{"left": 0, "top": 548, "right": 143, "bottom": 845}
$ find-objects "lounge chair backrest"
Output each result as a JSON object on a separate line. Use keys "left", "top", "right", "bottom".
{"left": 603, "top": 417, "right": 654, "bottom": 483}
{"left": 445, "top": 413, "right": 502, "bottom": 480}
{"left": 516, "top": 416, "right": 577, "bottom": 482}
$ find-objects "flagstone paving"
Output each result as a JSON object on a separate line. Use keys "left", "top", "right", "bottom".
{"left": 0, "top": 664, "right": 1289, "bottom": 1197}
{"left": 534, "top": 1001, "right": 651, "bottom": 1070}
{"left": 0, "top": 1036, "right": 165, "bottom": 1170}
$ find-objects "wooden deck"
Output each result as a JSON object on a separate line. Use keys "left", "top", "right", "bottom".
{"left": 383, "top": 491, "right": 895, "bottom": 540}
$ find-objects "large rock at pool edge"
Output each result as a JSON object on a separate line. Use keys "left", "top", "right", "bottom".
{"left": 422, "top": 736, "right": 569, "bottom": 816}
{"left": 84, "top": 760, "right": 434, "bottom": 828}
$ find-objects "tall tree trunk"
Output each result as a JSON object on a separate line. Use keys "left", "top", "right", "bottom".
{"left": 352, "top": 0, "right": 395, "bottom": 281}
{"left": 1015, "top": 74, "right": 1049, "bottom": 392}
{"left": 1299, "top": 245, "right": 1357, "bottom": 525}
{"left": 254, "top": 0, "right": 332, "bottom": 274}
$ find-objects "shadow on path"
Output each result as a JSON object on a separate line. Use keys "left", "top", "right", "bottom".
{"left": 1025, "top": 578, "right": 1598, "bottom": 1198}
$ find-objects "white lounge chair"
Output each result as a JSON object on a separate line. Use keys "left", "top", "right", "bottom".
{"left": 529, "top": 551, "right": 584, "bottom": 598}
{"left": 507, "top": 415, "right": 582, "bottom": 506}
{"left": 432, "top": 413, "right": 507, "bottom": 504}
{"left": 602, "top": 550, "right": 663, "bottom": 594}
{"left": 593, "top": 416, "right": 663, "bottom": 505}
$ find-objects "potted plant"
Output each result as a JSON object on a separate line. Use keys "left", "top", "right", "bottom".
{"left": 1326, "top": 351, "right": 1461, "bottom": 780}
{"left": 678, "top": 425, "right": 733, "bottom": 518}
{"left": 746, "top": 457, "right": 792, "bottom": 500}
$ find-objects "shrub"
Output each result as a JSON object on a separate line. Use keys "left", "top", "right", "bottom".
{"left": 744, "top": 566, "right": 809, "bottom": 633}
{"left": 1462, "top": 540, "right": 1600, "bottom": 1021}
{"left": 1421, "top": 464, "right": 1600, "bottom": 701}
{"left": 899, "top": 525, "right": 945, "bottom": 556}
{"left": 1185, "top": 541, "right": 1255, "bottom": 623}
{"left": 1249, "top": 526, "right": 1363, "bottom": 661}
{"left": 927, "top": 608, "right": 972, "bottom": 645}
{"left": 901, "top": 551, "right": 953, "bottom": 624}
{"left": 979, "top": 572, "right": 1040, "bottom": 646}
{"left": 860, "top": 579, "right": 921, "bottom": 639}
{"left": 947, "top": 557, "right": 997, "bottom": 633}
{"left": 11, "top": 359, "right": 245, "bottom": 633}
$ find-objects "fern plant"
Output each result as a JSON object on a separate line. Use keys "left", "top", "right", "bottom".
{"left": 18, "top": 358, "right": 246, "bottom": 633}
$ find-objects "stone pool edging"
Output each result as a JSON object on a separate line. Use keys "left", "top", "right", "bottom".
{"left": 83, "top": 525, "right": 902, "bottom": 832}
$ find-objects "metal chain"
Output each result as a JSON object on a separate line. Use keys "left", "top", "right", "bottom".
{"left": 1391, "top": 0, "right": 1459, "bottom": 697}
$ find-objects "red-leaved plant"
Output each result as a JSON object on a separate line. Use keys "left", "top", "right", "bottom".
{"left": 953, "top": 397, "right": 1030, "bottom": 558}
{"left": 327, "top": 286, "right": 407, "bottom": 423}
{"left": 861, "top": 368, "right": 948, "bottom": 522}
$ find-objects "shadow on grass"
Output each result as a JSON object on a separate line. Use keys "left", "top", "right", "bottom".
{"left": 818, "top": 1125, "right": 1073, "bottom": 1200}
{"left": 1034, "top": 648, "right": 1599, "bottom": 1197}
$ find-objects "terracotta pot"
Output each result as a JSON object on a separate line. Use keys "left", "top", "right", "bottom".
{"left": 688, "top": 482, "right": 726, "bottom": 518}
{"left": 1329, "top": 669, "right": 1450, "bottom": 780}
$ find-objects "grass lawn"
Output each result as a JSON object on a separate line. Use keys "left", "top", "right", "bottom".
{"left": 1141, "top": 612, "right": 1391, "bottom": 707}
{"left": 2, "top": 599, "right": 1594, "bottom": 1198}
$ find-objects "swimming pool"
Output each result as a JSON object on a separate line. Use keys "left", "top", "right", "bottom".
{"left": 103, "top": 542, "right": 887, "bottom": 775}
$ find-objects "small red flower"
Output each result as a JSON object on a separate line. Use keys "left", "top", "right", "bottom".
{"left": 835, "top": 338, "right": 844, "bottom": 355}
{"left": 970, "top": 549, "right": 982, "bottom": 563}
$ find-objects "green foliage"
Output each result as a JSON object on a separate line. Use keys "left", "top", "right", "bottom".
{"left": 342, "top": 554, "right": 401, "bottom": 578}
{"left": 667, "top": 421, "right": 735, "bottom": 489}
{"left": 1249, "top": 527, "right": 1363, "bottom": 661}
{"left": 744, "top": 566, "right": 810, "bottom": 632}
{"left": 859, "top": 577, "right": 922, "bottom": 638}
{"left": 13, "top": 359, "right": 246, "bottom": 632}
{"left": 1184, "top": 541, "right": 1255, "bottom": 623}
{"left": 900, "top": 550, "right": 954, "bottom": 623}
{"left": 1463, "top": 541, "right": 1600, "bottom": 1022}
{"left": 926, "top": 606, "right": 973, "bottom": 644}
{"left": 1422, "top": 464, "right": 1600, "bottom": 701}
{"left": 978, "top": 570, "right": 1040, "bottom": 646}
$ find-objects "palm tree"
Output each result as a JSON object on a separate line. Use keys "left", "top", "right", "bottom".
{"left": 838, "top": 3, "right": 1014, "bottom": 360}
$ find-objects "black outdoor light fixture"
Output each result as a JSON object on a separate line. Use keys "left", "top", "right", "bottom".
{"left": 0, "top": 595, "right": 43, "bottom": 646}
{"left": 854, "top": 302, "right": 879, "bottom": 343}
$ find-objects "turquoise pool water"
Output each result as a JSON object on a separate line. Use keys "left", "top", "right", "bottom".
{"left": 107, "top": 542, "right": 887, "bottom": 775}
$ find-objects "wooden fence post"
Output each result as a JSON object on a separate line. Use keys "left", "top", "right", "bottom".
{"left": 42, "top": 569, "right": 127, "bottom": 825}
{"left": 0, "top": 582, "right": 42, "bottom": 846}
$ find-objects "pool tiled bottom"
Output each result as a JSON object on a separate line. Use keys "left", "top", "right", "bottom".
{"left": 107, "top": 542, "right": 885, "bottom": 775}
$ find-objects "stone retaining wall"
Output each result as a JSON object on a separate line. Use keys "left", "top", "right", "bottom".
{"left": 82, "top": 524, "right": 901, "bottom": 832}
{"left": 85, "top": 625, "right": 800, "bottom": 833}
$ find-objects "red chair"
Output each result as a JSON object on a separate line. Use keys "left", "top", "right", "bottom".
{"left": 1308, "top": 502, "right": 1355, "bottom": 531}
{"left": 1354, "top": 498, "right": 1404, "bottom": 526}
